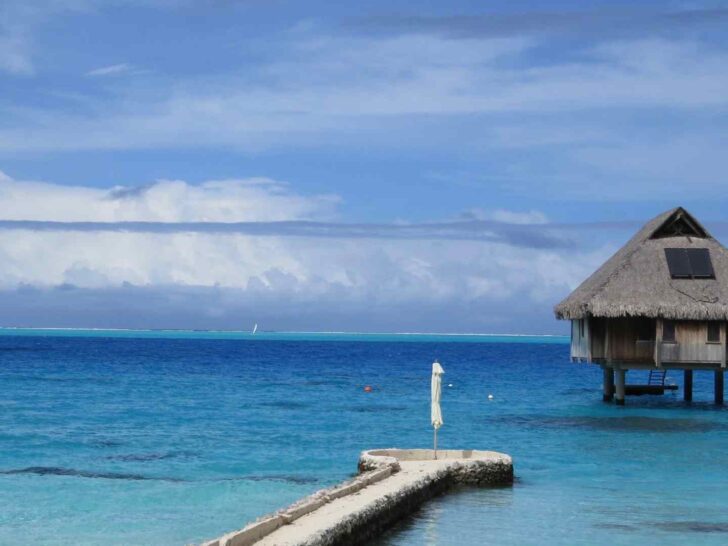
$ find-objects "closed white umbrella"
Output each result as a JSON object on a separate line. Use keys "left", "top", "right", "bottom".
{"left": 431, "top": 360, "right": 444, "bottom": 459}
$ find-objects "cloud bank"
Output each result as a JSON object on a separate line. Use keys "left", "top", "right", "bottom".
{"left": 0, "top": 173, "right": 610, "bottom": 332}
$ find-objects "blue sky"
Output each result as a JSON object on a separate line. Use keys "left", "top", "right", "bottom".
{"left": 1, "top": 0, "right": 728, "bottom": 333}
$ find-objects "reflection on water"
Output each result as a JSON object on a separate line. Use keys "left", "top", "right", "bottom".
{"left": 377, "top": 486, "right": 728, "bottom": 546}
{"left": 373, "top": 488, "right": 516, "bottom": 546}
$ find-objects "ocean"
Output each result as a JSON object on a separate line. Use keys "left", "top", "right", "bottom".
{"left": 1, "top": 330, "right": 727, "bottom": 545}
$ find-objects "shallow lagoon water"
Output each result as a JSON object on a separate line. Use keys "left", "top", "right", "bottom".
{"left": 1, "top": 330, "right": 727, "bottom": 545}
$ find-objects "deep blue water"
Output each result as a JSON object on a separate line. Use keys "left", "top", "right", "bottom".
{"left": 1, "top": 331, "right": 727, "bottom": 545}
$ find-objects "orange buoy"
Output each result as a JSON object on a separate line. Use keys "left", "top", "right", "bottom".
{"left": 364, "top": 385, "right": 373, "bottom": 393}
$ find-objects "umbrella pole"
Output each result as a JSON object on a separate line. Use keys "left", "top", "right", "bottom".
{"left": 434, "top": 428, "right": 437, "bottom": 460}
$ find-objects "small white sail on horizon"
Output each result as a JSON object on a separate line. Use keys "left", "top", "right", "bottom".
{"left": 252, "top": 323, "right": 258, "bottom": 335}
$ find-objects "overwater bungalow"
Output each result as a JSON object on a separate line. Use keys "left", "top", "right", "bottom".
{"left": 555, "top": 207, "right": 728, "bottom": 405}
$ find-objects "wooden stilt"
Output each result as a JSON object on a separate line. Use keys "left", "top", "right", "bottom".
{"left": 603, "top": 367, "right": 614, "bottom": 401}
{"left": 684, "top": 370, "right": 693, "bottom": 402}
{"left": 654, "top": 319, "right": 663, "bottom": 368}
{"left": 615, "top": 368, "right": 626, "bottom": 406}
{"left": 715, "top": 370, "right": 724, "bottom": 405}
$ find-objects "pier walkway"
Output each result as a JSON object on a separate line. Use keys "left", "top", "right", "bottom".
{"left": 202, "top": 449, "right": 513, "bottom": 546}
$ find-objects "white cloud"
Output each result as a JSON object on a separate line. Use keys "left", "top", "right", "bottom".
{"left": 2, "top": 32, "right": 728, "bottom": 152}
{"left": 0, "top": 29, "right": 726, "bottom": 204}
{"left": 0, "top": 173, "right": 606, "bottom": 332}
{"left": 0, "top": 171, "right": 339, "bottom": 222}
{"left": 0, "top": 0, "right": 99, "bottom": 76}
{"left": 0, "top": 4, "right": 36, "bottom": 75}
{"left": 0, "top": 31, "right": 33, "bottom": 75}
{"left": 86, "top": 63, "right": 135, "bottom": 77}
{"left": 0, "top": 226, "right": 595, "bottom": 298}
{"left": 0, "top": 1, "right": 180, "bottom": 76}
{"left": 460, "top": 208, "right": 549, "bottom": 225}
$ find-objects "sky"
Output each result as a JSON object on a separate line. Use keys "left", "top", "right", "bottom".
{"left": 1, "top": 0, "right": 728, "bottom": 333}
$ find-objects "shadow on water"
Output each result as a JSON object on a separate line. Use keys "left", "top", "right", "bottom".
{"left": 302, "top": 379, "right": 350, "bottom": 386}
{"left": 2, "top": 375, "right": 114, "bottom": 384}
{"left": 369, "top": 486, "right": 516, "bottom": 546}
{"left": 0, "top": 466, "right": 183, "bottom": 481}
{"left": 561, "top": 387, "right": 600, "bottom": 394}
{"left": 594, "top": 523, "right": 638, "bottom": 532}
{"left": 220, "top": 474, "right": 321, "bottom": 485}
{"left": 1, "top": 467, "right": 319, "bottom": 485}
{"left": 0, "top": 345, "right": 52, "bottom": 352}
{"left": 258, "top": 401, "right": 312, "bottom": 410}
{"left": 652, "top": 521, "right": 728, "bottom": 533}
{"left": 596, "top": 521, "right": 728, "bottom": 534}
{"left": 105, "top": 450, "right": 198, "bottom": 462}
{"left": 89, "top": 439, "right": 125, "bottom": 448}
{"left": 347, "top": 405, "right": 409, "bottom": 413}
{"left": 485, "top": 414, "right": 725, "bottom": 433}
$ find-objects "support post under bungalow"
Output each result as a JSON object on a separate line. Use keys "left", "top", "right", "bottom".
{"left": 603, "top": 367, "right": 614, "bottom": 402}
{"left": 715, "top": 370, "right": 724, "bottom": 405}
{"left": 654, "top": 319, "right": 663, "bottom": 368}
{"left": 684, "top": 370, "right": 693, "bottom": 402}
{"left": 615, "top": 368, "right": 626, "bottom": 406}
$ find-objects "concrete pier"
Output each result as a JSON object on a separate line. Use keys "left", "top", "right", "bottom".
{"left": 201, "top": 448, "right": 513, "bottom": 546}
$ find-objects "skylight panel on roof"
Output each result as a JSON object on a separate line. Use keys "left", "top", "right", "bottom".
{"left": 665, "top": 249, "right": 691, "bottom": 278}
{"left": 665, "top": 248, "right": 715, "bottom": 279}
{"left": 687, "top": 248, "right": 715, "bottom": 278}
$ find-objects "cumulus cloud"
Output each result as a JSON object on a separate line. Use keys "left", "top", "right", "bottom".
{"left": 0, "top": 173, "right": 609, "bottom": 332}
{"left": 0, "top": 231, "right": 602, "bottom": 332}
{"left": 0, "top": 171, "right": 339, "bottom": 222}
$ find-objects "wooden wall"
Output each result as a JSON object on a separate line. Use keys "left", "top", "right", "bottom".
{"left": 660, "top": 321, "right": 727, "bottom": 364}
{"left": 605, "top": 317, "right": 656, "bottom": 363}
{"left": 589, "top": 317, "right": 606, "bottom": 361}
{"left": 570, "top": 317, "right": 728, "bottom": 366}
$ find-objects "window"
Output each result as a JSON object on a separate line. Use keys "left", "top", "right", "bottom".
{"left": 636, "top": 319, "right": 654, "bottom": 341}
{"left": 708, "top": 322, "right": 721, "bottom": 343}
{"left": 652, "top": 212, "right": 707, "bottom": 239}
{"left": 663, "top": 320, "right": 676, "bottom": 343}
{"left": 665, "top": 248, "right": 715, "bottom": 279}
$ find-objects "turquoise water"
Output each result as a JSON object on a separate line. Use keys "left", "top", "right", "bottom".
{"left": 1, "top": 330, "right": 727, "bottom": 545}
{"left": 0, "top": 328, "right": 566, "bottom": 343}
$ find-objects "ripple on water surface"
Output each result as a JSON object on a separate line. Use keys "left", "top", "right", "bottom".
{"left": 2, "top": 334, "right": 728, "bottom": 545}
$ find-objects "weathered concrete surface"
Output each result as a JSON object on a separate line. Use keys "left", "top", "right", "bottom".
{"left": 202, "top": 448, "right": 512, "bottom": 546}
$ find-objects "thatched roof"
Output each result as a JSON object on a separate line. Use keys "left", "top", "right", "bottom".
{"left": 555, "top": 207, "right": 728, "bottom": 321}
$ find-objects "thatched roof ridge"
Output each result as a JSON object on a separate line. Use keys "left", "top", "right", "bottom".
{"left": 555, "top": 207, "right": 728, "bottom": 320}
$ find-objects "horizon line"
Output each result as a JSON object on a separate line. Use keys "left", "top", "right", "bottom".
{"left": 0, "top": 326, "right": 568, "bottom": 337}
